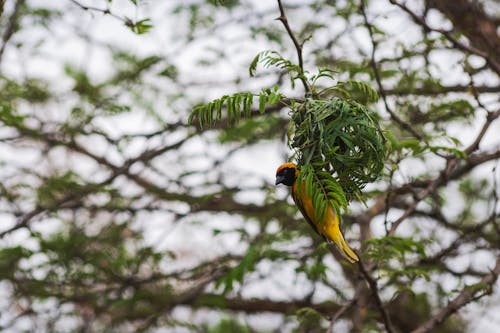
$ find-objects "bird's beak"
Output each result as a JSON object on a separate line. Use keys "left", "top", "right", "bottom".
{"left": 275, "top": 175, "right": 285, "bottom": 185}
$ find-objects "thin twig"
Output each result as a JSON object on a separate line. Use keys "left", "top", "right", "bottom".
{"left": 0, "top": 0, "right": 5, "bottom": 18}
{"left": 411, "top": 257, "right": 500, "bottom": 333}
{"left": 68, "top": 0, "right": 127, "bottom": 24}
{"left": 357, "top": 259, "right": 395, "bottom": 333}
{"left": 383, "top": 84, "right": 500, "bottom": 96}
{"left": 326, "top": 284, "right": 361, "bottom": 333}
{"left": 389, "top": 0, "right": 500, "bottom": 76}
{"left": 383, "top": 156, "right": 400, "bottom": 233}
{"left": 359, "top": 0, "right": 423, "bottom": 140}
{"left": 0, "top": 0, "right": 25, "bottom": 64}
{"left": 491, "top": 163, "right": 500, "bottom": 249}
{"left": 360, "top": 0, "right": 445, "bottom": 236}
{"left": 388, "top": 158, "right": 458, "bottom": 235}
{"left": 465, "top": 108, "right": 500, "bottom": 154}
{"left": 328, "top": 245, "right": 393, "bottom": 332}
{"left": 276, "top": 0, "right": 310, "bottom": 95}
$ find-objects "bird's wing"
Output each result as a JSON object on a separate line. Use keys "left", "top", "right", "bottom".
{"left": 292, "top": 180, "right": 359, "bottom": 263}
{"left": 291, "top": 182, "right": 327, "bottom": 242}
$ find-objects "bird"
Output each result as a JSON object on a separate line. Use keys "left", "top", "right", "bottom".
{"left": 275, "top": 162, "right": 359, "bottom": 263}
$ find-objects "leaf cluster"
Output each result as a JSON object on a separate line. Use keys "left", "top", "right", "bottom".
{"left": 125, "top": 18, "right": 153, "bottom": 34}
{"left": 216, "top": 244, "right": 260, "bottom": 293}
{"left": 366, "top": 236, "right": 426, "bottom": 261}
{"left": 189, "top": 49, "right": 387, "bottom": 216}
{"left": 297, "top": 164, "right": 348, "bottom": 219}
{"left": 295, "top": 307, "right": 325, "bottom": 332}
{"left": 366, "top": 236, "right": 429, "bottom": 281}
{"left": 386, "top": 132, "right": 466, "bottom": 158}
{"left": 188, "top": 86, "right": 283, "bottom": 128}
{"left": 249, "top": 50, "right": 302, "bottom": 81}
{"left": 292, "top": 97, "right": 387, "bottom": 201}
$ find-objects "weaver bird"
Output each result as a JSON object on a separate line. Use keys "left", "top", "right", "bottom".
{"left": 275, "top": 162, "right": 359, "bottom": 263}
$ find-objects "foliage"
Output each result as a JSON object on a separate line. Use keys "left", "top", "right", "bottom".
{"left": 216, "top": 244, "right": 261, "bottom": 293}
{"left": 0, "top": 0, "right": 498, "bottom": 332}
{"left": 191, "top": 48, "right": 386, "bottom": 217}
{"left": 249, "top": 50, "right": 303, "bottom": 81}
{"left": 292, "top": 97, "right": 386, "bottom": 203}
{"left": 126, "top": 18, "right": 153, "bottom": 34}
{"left": 295, "top": 307, "right": 325, "bottom": 332}
{"left": 207, "top": 318, "right": 251, "bottom": 333}
{"left": 189, "top": 86, "right": 284, "bottom": 127}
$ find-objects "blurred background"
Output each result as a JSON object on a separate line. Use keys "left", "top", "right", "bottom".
{"left": 0, "top": 0, "right": 499, "bottom": 332}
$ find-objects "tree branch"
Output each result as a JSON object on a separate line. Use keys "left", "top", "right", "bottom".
{"left": 389, "top": 0, "right": 500, "bottom": 76}
{"left": 360, "top": 0, "right": 423, "bottom": 140}
{"left": 357, "top": 259, "right": 395, "bottom": 333}
{"left": 383, "top": 84, "right": 500, "bottom": 96}
{"left": 0, "top": 0, "right": 5, "bottom": 17}
{"left": 193, "top": 293, "right": 343, "bottom": 316}
{"left": 426, "top": 0, "right": 500, "bottom": 63}
{"left": 68, "top": 0, "right": 124, "bottom": 23}
{"left": 327, "top": 286, "right": 360, "bottom": 333}
{"left": 0, "top": 0, "right": 25, "bottom": 64}
{"left": 411, "top": 257, "right": 500, "bottom": 333}
{"left": 465, "top": 108, "right": 500, "bottom": 154}
{"left": 276, "top": 0, "right": 310, "bottom": 95}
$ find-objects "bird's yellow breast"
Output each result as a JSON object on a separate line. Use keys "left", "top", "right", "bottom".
{"left": 293, "top": 181, "right": 340, "bottom": 240}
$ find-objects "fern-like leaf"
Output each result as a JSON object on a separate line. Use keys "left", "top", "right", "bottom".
{"left": 339, "top": 80, "right": 379, "bottom": 104}
{"left": 188, "top": 88, "right": 284, "bottom": 128}
{"left": 299, "top": 164, "right": 347, "bottom": 221}
{"left": 249, "top": 50, "right": 302, "bottom": 77}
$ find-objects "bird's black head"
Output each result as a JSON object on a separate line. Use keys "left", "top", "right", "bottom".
{"left": 275, "top": 163, "right": 298, "bottom": 186}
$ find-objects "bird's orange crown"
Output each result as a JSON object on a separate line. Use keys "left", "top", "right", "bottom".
{"left": 275, "top": 162, "right": 297, "bottom": 175}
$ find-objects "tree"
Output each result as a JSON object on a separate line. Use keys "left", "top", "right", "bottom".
{"left": 0, "top": 0, "right": 499, "bottom": 332}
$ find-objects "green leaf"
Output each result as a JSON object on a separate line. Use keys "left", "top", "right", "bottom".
{"left": 258, "top": 92, "right": 266, "bottom": 113}
{"left": 249, "top": 50, "right": 303, "bottom": 80}
{"left": 188, "top": 90, "right": 283, "bottom": 128}
{"left": 292, "top": 97, "right": 387, "bottom": 201}
{"left": 216, "top": 245, "right": 261, "bottom": 294}
{"left": 0, "top": 103, "right": 26, "bottom": 127}
{"left": 366, "top": 236, "right": 427, "bottom": 261}
{"left": 295, "top": 307, "right": 324, "bottom": 332}
{"left": 128, "top": 18, "right": 153, "bottom": 34}
{"left": 331, "top": 80, "right": 379, "bottom": 104}
{"left": 249, "top": 53, "right": 260, "bottom": 77}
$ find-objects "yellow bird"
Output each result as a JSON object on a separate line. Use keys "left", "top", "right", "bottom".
{"left": 275, "top": 162, "right": 359, "bottom": 263}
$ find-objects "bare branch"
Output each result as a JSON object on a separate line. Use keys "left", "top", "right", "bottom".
{"left": 276, "top": 0, "right": 310, "bottom": 95}
{"left": 411, "top": 257, "right": 500, "bottom": 333}
{"left": 383, "top": 84, "right": 500, "bottom": 96}
{"left": 427, "top": 0, "right": 500, "bottom": 63}
{"left": 68, "top": 0, "right": 124, "bottom": 23}
{"left": 359, "top": 0, "right": 423, "bottom": 140}
{"left": 465, "top": 108, "right": 500, "bottom": 154}
{"left": 0, "top": 0, "right": 25, "bottom": 64}
{"left": 357, "top": 259, "right": 395, "bottom": 333}
{"left": 0, "top": 0, "right": 5, "bottom": 17}
{"left": 389, "top": 0, "right": 500, "bottom": 76}
{"left": 194, "top": 293, "right": 343, "bottom": 316}
{"left": 327, "top": 287, "right": 360, "bottom": 333}
{"left": 375, "top": 147, "right": 500, "bottom": 235}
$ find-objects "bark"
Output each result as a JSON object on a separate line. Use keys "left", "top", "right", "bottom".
{"left": 428, "top": 0, "right": 500, "bottom": 64}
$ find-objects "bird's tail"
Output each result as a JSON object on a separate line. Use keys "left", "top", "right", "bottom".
{"left": 330, "top": 229, "right": 359, "bottom": 263}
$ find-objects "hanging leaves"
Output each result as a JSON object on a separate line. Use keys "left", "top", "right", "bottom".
{"left": 249, "top": 50, "right": 302, "bottom": 78}
{"left": 292, "top": 97, "right": 387, "bottom": 202}
{"left": 297, "top": 164, "right": 348, "bottom": 220}
{"left": 188, "top": 86, "right": 284, "bottom": 128}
